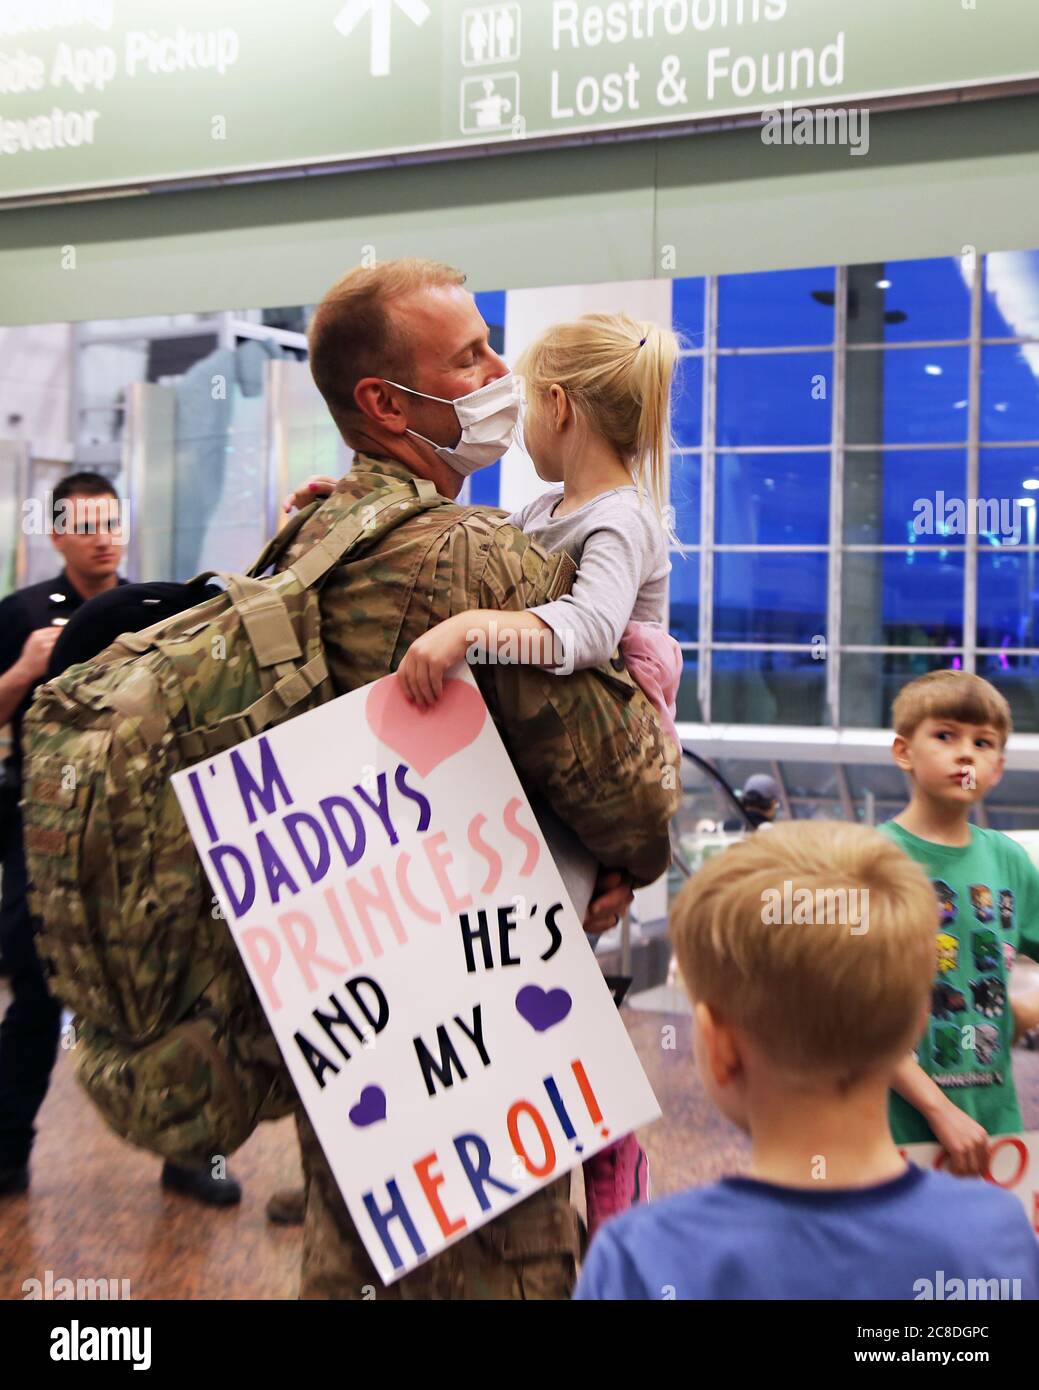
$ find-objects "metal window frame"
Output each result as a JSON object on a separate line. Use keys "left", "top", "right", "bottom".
{"left": 963, "top": 255, "right": 984, "bottom": 673}
{"left": 685, "top": 254, "right": 1039, "bottom": 731}
{"left": 828, "top": 269, "right": 847, "bottom": 728}
{"left": 697, "top": 276, "right": 717, "bottom": 722}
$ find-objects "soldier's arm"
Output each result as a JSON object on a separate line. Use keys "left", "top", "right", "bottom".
{"left": 473, "top": 523, "right": 681, "bottom": 885}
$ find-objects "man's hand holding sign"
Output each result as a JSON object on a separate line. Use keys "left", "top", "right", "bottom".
{"left": 173, "top": 667, "right": 660, "bottom": 1285}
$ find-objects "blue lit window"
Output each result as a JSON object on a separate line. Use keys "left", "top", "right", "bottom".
{"left": 714, "top": 553, "right": 827, "bottom": 644}
{"left": 981, "top": 346, "right": 1039, "bottom": 441}
{"left": 672, "top": 278, "right": 706, "bottom": 349}
{"left": 470, "top": 289, "right": 507, "bottom": 506}
{"left": 716, "top": 452, "right": 829, "bottom": 545}
{"left": 842, "top": 551, "right": 965, "bottom": 647}
{"left": 846, "top": 347, "right": 969, "bottom": 445}
{"left": 718, "top": 267, "right": 835, "bottom": 348}
{"left": 717, "top": 353, "right": 832, "bottom": 448}
{"left": 668, "top": 551, "right": 700, "bottom": 644}
{"left": 848, "top": 259, "right": 971, "bottom": 344}
{"left": 670, "top": 453, "right": 701, "bottom": 546}
{"left": 979, "top": 447, "right": 1039, "bottom": 508}
{"left": 844, "top": 450, "right": 968, "bottom": 546}
{"left": 671, "top": 357, "right": 703, "bottom": 447}
{"left": 977, "top": 550, "right": 1039, "bottom": 649}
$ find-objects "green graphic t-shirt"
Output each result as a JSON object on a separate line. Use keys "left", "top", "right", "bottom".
{"left": 877, "top": 821, "right": 1039, "bottom": 1143}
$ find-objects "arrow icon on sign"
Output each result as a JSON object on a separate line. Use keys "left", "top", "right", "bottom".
{"left": 333, "top": 0, "right": 431, "bottom": 78}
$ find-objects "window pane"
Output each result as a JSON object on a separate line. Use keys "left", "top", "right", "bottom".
{"left": 474, "top": 289, "right": 505, "bottom": 343}
{"left": 977, "top": 550, "right": 1039, "bottom": 649}
{"left": 846, "top": 762, "right": 910, "bottom": 812}
{"left": 976, "top": 655, "right": 1039, "bottom": 738}
{"left": 717, "top": 353, "right": 832, "bottom": 448}
{"left": 846, "top": 347, "right": 969, "bottom": 445}
{"left": 979, "top": 447, "right": 1039, "bottom": 503}
{"left": 972, "top": 763, "right": 1039, "bottom": 820}
{"left": 711, "top": 650, "right": 827, "bottom": 725}
{"left": 672, "top": 277, "right": 706, "bottom": 348}
{"left": 471, "top": 289, "right": 506, "bottom": 507}
{"left": 981, "top": 345, "right": 1039, "bottom": 442}
{"left": 716, "top": 758, "right": 781, "bottom": 795}
{"left": 718, "top": 267, "right": 835, "bottom": 348}
{"left": 840, "top": 651, "right": 962, "bottom": 728}
{"left": 716, "top": 452, "right": 829, "bottom": 545}
{"left": 675, "top": 653, "right": 703, "bottom": 723}
{"left": 983, "top": 251, "right": 1039, "bottom": 340}
{"left": 77, "top": 339, "right": 149, "bottom": 450}
{"left": 670, "top": 453, "right": 701, "bottom": 545}
{"left": 847, "top": 258, "right": 971, "bottom": 345}
{"left": 668, "top": 551, "right": 700, "bottom": 644}
{"left": 714, "top": 552, "right": 827, "bottom": 644}
{"left": 844, "top": 449, "right": 968, "bottom": 546}
{"left": 781, "top": 762, "right": 840, "bottom": 799}
{"left": 842, "top": 551, "right": 965, "bottom": 647}
{"left": 671, "top": 356, "right": 703, "bottom": 447}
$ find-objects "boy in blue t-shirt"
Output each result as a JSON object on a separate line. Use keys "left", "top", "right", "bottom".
{"left": 573, "top": 821, "right": 1039, "bottom": 1300}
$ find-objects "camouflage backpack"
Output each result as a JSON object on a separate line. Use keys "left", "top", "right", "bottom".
{"left": 21, "top": 477, "right": 448, "bottom": 1167}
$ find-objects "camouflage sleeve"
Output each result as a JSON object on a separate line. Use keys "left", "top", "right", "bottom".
{"left": 473, "top": 522, "right": 681, "bottom": 885}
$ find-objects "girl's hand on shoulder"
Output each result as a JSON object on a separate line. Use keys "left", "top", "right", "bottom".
{"left": 282, "top": 475, "right": 338, "bottom": 514}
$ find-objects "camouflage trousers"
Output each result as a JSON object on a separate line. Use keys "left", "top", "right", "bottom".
{"left": 296, "top": 1109, "right": 581, "bottom": 1300}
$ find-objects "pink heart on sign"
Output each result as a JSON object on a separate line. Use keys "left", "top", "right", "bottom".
{"left": 365, "top": 674, "right": 487, "bottom": 777}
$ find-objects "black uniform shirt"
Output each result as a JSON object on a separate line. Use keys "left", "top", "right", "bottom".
{"left": 0, "top": 571, "right": 123, "bottom": 786}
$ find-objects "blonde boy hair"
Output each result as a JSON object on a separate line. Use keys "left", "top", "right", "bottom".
{"left": 514, "top": 312, "right": 680, "bottom": 535}
{"left": 309, "top": 257, "right": 467, "bottom": 445}
{"left": 892, "top": 669, "right": 1012, "bottom": 747}
{"left": 670, "top": 821, "right": 936, "bottom": 1083}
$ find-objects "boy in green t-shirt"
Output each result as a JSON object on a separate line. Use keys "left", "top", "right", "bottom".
{"left": 878, "top": 670, "right": 1039, "bottom": 1173}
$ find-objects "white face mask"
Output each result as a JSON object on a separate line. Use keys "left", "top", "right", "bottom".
{"left": 383, "top": 373, "right": 521, "bottom": 476}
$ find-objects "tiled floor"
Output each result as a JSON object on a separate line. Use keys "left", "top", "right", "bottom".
{"left": 1, "top": 979, "right": 1036, "bottom": 1301}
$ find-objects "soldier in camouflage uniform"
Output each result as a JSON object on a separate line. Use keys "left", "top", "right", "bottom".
{"left": 280, "top": 257, "right": 681, "bottom": 1299}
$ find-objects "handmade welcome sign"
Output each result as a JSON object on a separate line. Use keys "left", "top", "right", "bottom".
{"left": 172, "top": 667, "right": 661, "bottom": 1284}
{"left": 903, "top": 1131, "right": 1039, "bottom": 1233}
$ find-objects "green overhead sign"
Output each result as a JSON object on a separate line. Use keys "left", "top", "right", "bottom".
{"left": 0, "top": 0, "right": 1037, "bottom": 203}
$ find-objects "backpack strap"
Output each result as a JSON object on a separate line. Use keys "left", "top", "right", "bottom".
{"left": 289, "top": 477, "right": 443, "bottom": 590}
{"left": 245, "top": 500, "right": 322, "bottom": 579}
{"left": 179, "top": 478, "right": 450, "bottom": 758}
{"left": 211, "top": 573, "right": 303, "bottom": 669}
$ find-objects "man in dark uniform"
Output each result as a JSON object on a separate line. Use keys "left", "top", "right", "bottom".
{"left": 0, "top": 471, "right": 244, "bottom": 1207}
{"left": 0, "top": 472, "right": 124, "bottom": 1194}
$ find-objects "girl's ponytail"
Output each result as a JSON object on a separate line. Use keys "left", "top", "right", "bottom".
{"left": 516, "top": 311, "right": 681, "bottom": 543}
{"left": 630, "top": 321, "right": 680, "bottom": 543}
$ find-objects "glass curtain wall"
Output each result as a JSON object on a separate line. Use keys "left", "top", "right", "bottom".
{"left": 669, "top": 251, "right": 1039, "bottom": 733}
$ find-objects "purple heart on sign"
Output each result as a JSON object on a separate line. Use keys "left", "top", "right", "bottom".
{"left": 516, "top": 984, "right": 572, "bottom": 1033}
{"left": 349, "top": 1085, "right": 387, "bottom": 1127}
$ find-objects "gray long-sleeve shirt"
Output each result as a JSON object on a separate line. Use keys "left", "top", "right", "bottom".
{"left": 506, "top": 484, "right": 671, "bottom": 918}
{"left": 506, "top": 485, "right": 670, "bottom": 672}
